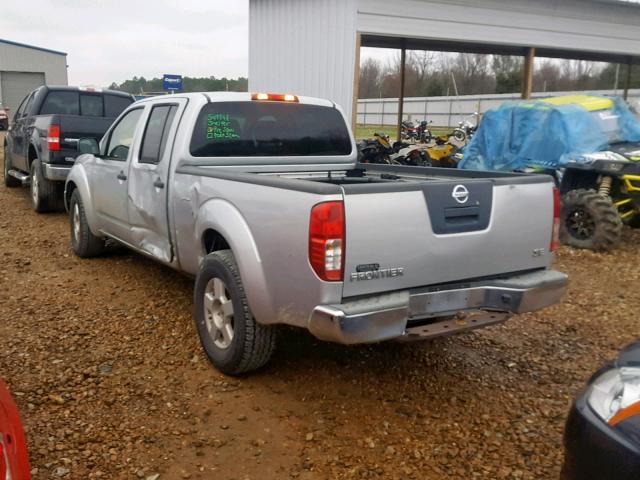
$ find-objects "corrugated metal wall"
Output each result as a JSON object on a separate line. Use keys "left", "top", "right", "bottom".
{"left": 357, "top": 89, "right": 640, "bottom": 127}
{"left": 249, "top": 0, "right": 640, "bottom": 122}
{"left": 357, "top": 0, "right": 640, "bottom": 57}
{"left": 0, "top": 41, "right": 68, "bottom": 114}
{"left": 249, "top": 0, "right": 358, "bottom": 116}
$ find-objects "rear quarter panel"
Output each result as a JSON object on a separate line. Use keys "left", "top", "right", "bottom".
{"left": 171, "top": 172, "right": 344, "bottom": 327}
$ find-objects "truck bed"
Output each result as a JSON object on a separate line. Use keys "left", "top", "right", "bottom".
{"left": 176, "top": 160, "right": 555, "bottom": 298}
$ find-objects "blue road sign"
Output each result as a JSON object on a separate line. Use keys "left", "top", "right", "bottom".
{"left": 163, "top": 74, "right": 183, "bottom": 91}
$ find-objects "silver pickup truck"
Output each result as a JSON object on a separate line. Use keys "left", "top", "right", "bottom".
{"left": 65, "top": 92, "right": 567, "bottom": 375}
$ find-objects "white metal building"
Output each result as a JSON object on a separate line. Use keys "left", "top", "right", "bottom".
{"left": 249, "top": 0, "right": 640, "bottom": 126}
{"left": 0, "top": 39, "right": 68, "bottom": 116}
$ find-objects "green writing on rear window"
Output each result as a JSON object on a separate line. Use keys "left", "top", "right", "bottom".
{"left": 206, "top": 113, "right": 239, "bottom": 140}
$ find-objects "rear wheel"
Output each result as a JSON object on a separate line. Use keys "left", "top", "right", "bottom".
{"left": 3, "top": 144, "right": 20, "bottom": 188}
{"left": 194, "top": 250, "right": 276, "bottom": 375}
{"left": 30, "top": 159, "right": 62, "bottom": 212}
{"left": 560, "top": 188, "right": 622, "bottom": 251}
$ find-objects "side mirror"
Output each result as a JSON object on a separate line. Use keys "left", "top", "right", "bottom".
{"left": 78, "top": 138, "right": 100, "bottom": 155}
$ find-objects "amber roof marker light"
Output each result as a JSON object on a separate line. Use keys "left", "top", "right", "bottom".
{"left": 251, "top": 93, "right": 299, "bottom": 102}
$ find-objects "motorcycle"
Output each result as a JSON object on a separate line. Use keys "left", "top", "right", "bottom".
{"left": 451, "top": 113, "right": 478, "bottom": 143}
{"left": 401, "top": 119, "right": 433, "bottom": 144}
{"left": 358, "top": 133, "right": 430, "bottom": 166}
{"left": 400, "top": 120, "right": 419, "bottom": 142}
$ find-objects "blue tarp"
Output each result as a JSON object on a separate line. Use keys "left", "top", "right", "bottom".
{"left": 458, "top": 97, "right": 640, "bottom": 172}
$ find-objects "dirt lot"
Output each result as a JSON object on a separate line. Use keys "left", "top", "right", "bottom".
{"left": 1, "top": 134, "right": 639, "bottom": 479}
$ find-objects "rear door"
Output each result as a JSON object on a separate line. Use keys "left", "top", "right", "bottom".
{"left": 92, "top": 107, "right": 145, "bottom": 240}
{"left": 341, "top": 177, "right": 556, "bottom": 298}
{"left": 126, "top": 100, "right": 184, "bottom": 262}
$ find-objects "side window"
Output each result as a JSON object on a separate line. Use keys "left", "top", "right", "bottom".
{"left": 105, "top": 108, "right": 144, "bottom": 160}
{"left": 139, "top": 105, "right": 178, "bottom": 164}
{"left": 21, "top": 93, "right": 36, "bottom": 118}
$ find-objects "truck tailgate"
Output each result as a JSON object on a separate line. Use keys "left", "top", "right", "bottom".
{"left": 57, "top": 115, "right": 115, "bottom": 148}
{"left": 341, "top": 177, "right": 555, "bottom": 298}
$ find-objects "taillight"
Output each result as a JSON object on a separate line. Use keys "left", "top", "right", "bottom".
{"left": 551, "top": 187, "right": 561, "bottom": 252}
{"left": 309, "top": 201, "right": 345, "bottom": 281}
{"left": 47, "top": 125, "right": 61, "bottom": 151}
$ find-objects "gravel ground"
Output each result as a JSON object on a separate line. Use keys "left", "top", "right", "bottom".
{"left": 1, "top": 133, "right": 639, "bottom": 479}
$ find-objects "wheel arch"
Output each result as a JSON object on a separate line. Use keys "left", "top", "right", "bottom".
{"left": 195, "top": 198, "right": 275, "bottom": 323}
{"left": 65, "top": 166, "right": 99, "bottom": 234}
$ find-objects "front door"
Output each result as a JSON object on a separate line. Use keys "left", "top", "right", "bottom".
{"left": 127, "top": 101, "right": 184, "bottom": 263}
{"left": 92, "top": 107, "right": 144, "bottom": 240}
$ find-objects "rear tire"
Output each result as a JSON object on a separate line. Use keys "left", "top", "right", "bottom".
{"left": 69, "top": 189, "right": 105, "bottom": 257}
{"left": 30, "top": 159, "right": 62, "bottom": 212}
{"left": 560, "top": 189, "right": 622, "bottom": 251}
{"left": 3, "top": 144, "right": 20, "bottom": 188}
{"left": 194, "top": 250, "right": 276, "bottom": 376}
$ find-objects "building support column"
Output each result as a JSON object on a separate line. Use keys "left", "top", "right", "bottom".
{"left": 396, "top": 45, "right": 406, "bottom": 142}
{"left": 623, "top": 60, "right": 632, "bottom": 100}
{"left": 521, "top": 47, "right": 535, "bottom": 99}
{"left": 351, "top": 32, "right": 361, "bottom": 132}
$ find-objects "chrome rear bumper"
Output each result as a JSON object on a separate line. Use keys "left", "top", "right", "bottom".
{"left": 308, "top": 269, "right": 567, "bottom": 344}
{"left": 43, "top": 163, "right": 71, "bottom": 181}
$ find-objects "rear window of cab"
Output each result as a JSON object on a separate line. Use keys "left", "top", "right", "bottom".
{"left": 39, "top": 91, "right": 133, "bottom": 118}
{"left": 189, "top": 101, "right": 352, "bottom": 157}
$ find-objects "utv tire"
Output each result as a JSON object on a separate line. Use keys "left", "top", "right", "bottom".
{"left": 194, "top": 250, "right": 276, "bottom": 376}
{"left": 560, "top": 188, "right": 622, "bottom": 251}
{"left": 69, "top": 189, "right": 105, "bottom": 257}
{"left": 3, "top": 144, "right": 20, "bottom": 188}
{"left": 30, "top": 159, "right": 62, "bottom": 212}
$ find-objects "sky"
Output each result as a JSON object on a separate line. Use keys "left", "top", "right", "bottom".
{"left": 1, "top": 0, "right": 250, "bottom": 86}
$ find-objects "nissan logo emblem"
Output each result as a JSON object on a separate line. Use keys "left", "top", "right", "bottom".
{"left": 452, "top": 184, "right": 469, "bottom": 204}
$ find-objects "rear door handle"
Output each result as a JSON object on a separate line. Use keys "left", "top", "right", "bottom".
{"left": 117, "top": 171, "right": 127, "bottom": 181}
{"left": 153, "top": 178, "right": 165, "bottom": 189}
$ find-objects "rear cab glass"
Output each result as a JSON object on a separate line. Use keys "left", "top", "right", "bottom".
{"left": 38, "top": 90, "right": 133, "bottom": 117}
{"left": 189, "top": 101, "right": 352, "bottom": 157}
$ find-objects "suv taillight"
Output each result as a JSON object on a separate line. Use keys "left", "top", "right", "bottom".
{"left": 47, "top": 125, "right": 61, "bottom": 151}
{"left": 309, "top": 201, "right": 345, "bottom": 281}
{"left": 550, "top": 187, "right": 561, "bottom": 252}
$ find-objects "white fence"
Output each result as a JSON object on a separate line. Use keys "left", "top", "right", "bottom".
{"left": 357, "top": 89, "right": 640, "bottom": 127}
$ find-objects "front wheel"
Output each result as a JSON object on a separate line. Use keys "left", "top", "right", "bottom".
{"left": 452, "top": 129, "right": 466, "bottom": 143}
{"left": 194, "top": 250, "right": 276, "bottom": 375}
{"left": 3, "top": 144, "right": 20, "bottom": 188}
{"left": 560, "top": 189, "right": 622, "bottom": 251}
{"left": 69, "top": 189, "right": 105, "bottom": 257}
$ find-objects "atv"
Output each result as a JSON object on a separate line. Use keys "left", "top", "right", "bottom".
{"left": 558, "top": 146, "right": 640, "bottom": 251}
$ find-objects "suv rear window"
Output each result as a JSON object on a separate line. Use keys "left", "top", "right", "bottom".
{"left": 39, "top": 91, "right": 133, "bottom": 117}
{"left": 189, "top": 102, "right": 352, "bottom": 157}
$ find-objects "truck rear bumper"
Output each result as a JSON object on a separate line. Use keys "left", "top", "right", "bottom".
{"left": 308, "top": 269, "right": 567, "bottom": 344}
{"left": 42, "top": 163, "right": 71, "bottom": 181}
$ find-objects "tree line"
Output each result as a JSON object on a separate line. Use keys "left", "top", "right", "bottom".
{"left": 108, "top": 76, "right": 248, "bottom": 94}
{"left": 359, "top": 52, "right": 640, "bottom": 98}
